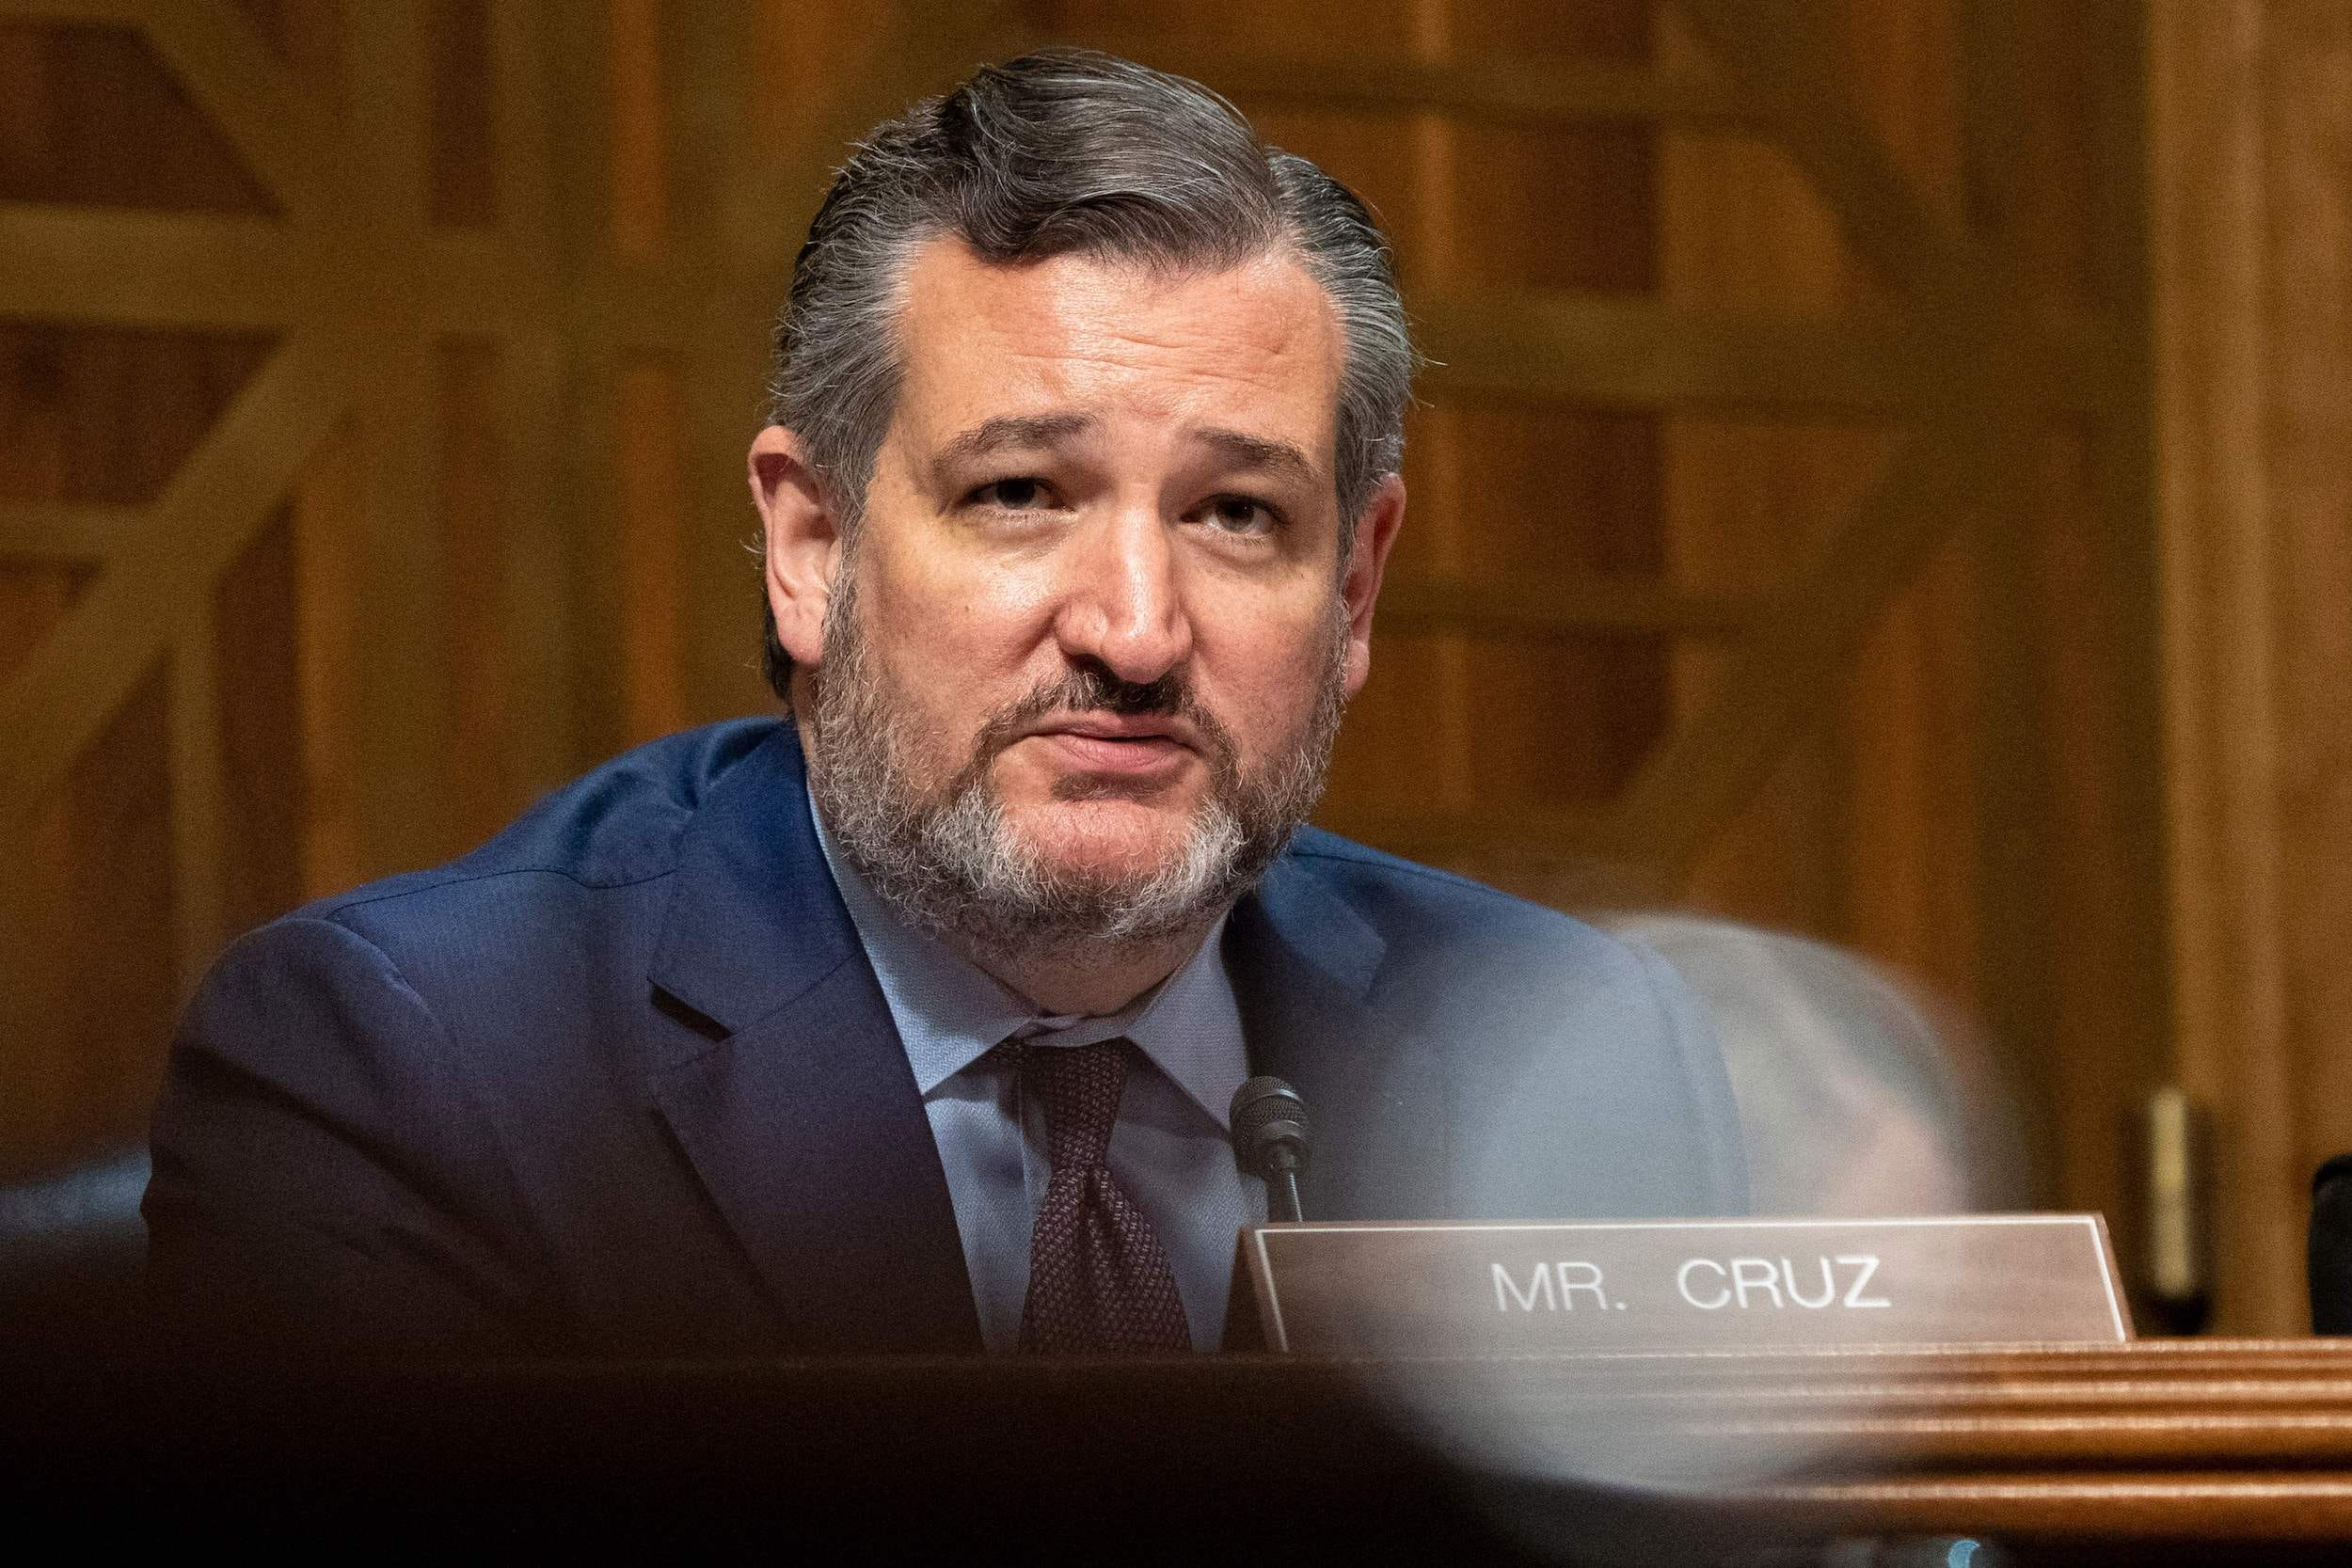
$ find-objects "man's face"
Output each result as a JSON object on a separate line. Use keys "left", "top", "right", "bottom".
{"left": 764, "top": 238, "right": 1400, "bottom": 954}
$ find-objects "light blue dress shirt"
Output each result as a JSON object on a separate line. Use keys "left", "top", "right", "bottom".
{"left": 810, "top": 798, "right": 1264, "bottom": 1350}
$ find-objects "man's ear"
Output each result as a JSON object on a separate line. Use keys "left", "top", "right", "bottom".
{"left": 749, "top": 424, "right": 837, "bottom": 668}
{"left": 1339, "top": 473, "right": 1406, "bottom": 700}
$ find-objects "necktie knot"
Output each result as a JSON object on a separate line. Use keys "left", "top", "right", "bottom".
{"left": 1018, "top": 1038, "right": 1126, "bottom": 1172}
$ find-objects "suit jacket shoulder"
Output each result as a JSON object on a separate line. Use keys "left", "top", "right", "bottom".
{"left": 1242, "top": 826, "right": 1749, "bottom": 1224}
{"left": 142, "top": 719, "right": 938, "bottom": 1355}
{"left": 303, "top": 717, "right": 771, "bottom": 943}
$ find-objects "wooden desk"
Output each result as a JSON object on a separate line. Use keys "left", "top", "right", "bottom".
{"left": 8, "top": 1340, "right": 2350, "bottom": 1561}
{"left": 1440, "top": 1338, "right": 2352, "bottom": 1557}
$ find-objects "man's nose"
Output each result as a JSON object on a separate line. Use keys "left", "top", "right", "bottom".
{"left": 1053, "top": 506, "right": 1193, "bottom": 684}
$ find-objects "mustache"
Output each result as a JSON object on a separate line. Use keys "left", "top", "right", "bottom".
{"left": 968, "top": 663, "right": 1236, "bottom": 771}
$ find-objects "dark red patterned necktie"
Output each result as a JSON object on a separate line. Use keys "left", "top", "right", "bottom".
{"left": 1013, "top": 1039, "right": 1194, "bottom": 1354}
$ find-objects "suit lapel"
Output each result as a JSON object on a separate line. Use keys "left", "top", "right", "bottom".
{"left": 638, "top": 731, "right": 1446, "bottom": 1342}
{"left": 1226, "top": 851, "right": 1447, "bottom": 1222}
{"left": 644, "top": 727, "right": 979, "bottom": 1354}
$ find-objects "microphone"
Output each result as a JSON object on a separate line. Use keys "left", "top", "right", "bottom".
{"left": 1232, "top": 1076, "right": 1310, "bottom": 1224}
{"left": 2312, "top": 1154, "right": 2352, "bottom": 1334}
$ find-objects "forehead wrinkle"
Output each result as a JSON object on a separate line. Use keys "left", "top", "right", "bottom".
{"left": 1022, "top": 312, "right": 1326, "bottom": 388}
{"left": 991, "top": 319, "right": 1334, "bottom": 428}
{"left": 889, "top": 242, "right": 1346, "bottom": 491}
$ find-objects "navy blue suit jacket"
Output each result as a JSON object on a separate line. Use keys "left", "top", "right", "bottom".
{"left": 146, "top": 721, "right": 1745, "bottom": 1355}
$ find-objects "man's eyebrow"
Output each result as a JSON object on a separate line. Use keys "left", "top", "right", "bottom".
{"left": 931, "top": 413, "right": 1097, "bottom": 479}
{"left": 1196, "top": 428, "right": 1319, "bottom": 487}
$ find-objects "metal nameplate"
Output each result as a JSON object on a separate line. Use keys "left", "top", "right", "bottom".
{"left": 1240, "top": 1214, "right": 2129, "bottom": 1354}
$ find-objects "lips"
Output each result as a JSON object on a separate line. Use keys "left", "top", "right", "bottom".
{"left": 1023, "top": 716, "right": 1199, "bottom": 776}
{"left": 1040, "top": 715, "right": 1193, "bottom": 746}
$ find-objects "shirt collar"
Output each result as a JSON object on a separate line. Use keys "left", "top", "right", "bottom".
{"left": 808, "top": 793, "right": 1246, "bottom": 1131}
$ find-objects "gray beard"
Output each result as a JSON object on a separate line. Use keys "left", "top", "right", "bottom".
{"left": 803, "top": 564, "right": 1346, "bottom": 969}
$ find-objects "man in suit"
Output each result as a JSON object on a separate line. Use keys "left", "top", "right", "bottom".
{"left": 145, "top": 51, "right": 1744, "bottom": 1357}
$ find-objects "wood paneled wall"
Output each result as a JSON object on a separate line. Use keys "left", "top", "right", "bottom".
{"left": 0, "top": 0, "right": 2199, "bottom": 1313}
{"left": 2153, "top": 0, "right": 2352, "bottom": 1335}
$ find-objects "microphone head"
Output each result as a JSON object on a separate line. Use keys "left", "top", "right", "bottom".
{"left": 2313, "top": 1154, "right": 2352, "bottom": 1334}
{"left": 1231, "top": 1075, "right": 1310, "bottom": 1171}
{"left": 2317, "top": 1154, "right": 2352, "bottom": 1199}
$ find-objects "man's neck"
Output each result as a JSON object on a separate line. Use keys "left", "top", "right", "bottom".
{"left": 953, "top": 919, "right": 1222, "bottom": 1019}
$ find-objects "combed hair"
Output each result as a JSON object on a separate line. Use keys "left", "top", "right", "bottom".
{"left": 760, "top": 48, "right": 1416, "bottom": 698}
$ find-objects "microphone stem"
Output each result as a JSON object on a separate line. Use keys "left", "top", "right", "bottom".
{"left": 1267, "top": 1150, "right": 1304, "bottom": 1224}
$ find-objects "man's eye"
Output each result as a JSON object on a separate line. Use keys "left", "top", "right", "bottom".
{"left": 1202, "top": 496, "right": 1279, "bottom": 535}
{"left": 971, "top": 478, "right": 1049, "bottom": 511}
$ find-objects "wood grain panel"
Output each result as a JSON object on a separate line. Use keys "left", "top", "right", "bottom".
{"left": 608, "top": 0, "right": 666, "bottom": 262}
{"left": 665, "top": 0, "right": 772, "bottom": 732}
{"left": 0, "top": 663, "right": 175, "bottom": 1178}
{"left": 212, "top": 508, "right": 304, "bottom": 939}
{"left": 1678, "top": 721, "right": 1847, "bottom": 936}
{"left": 439, "top": 336, "right": 516, "bottom": 847}
{"left": 485, "top": 0, "right": 575, "bottom": 809}
{"left": 428, "top": 0, "right": 494, "bottom": 230}
{"left": 0, "top": 337, "right": 345, "bottom": 835}
{"left": 0, "top": 18, "right": 272, "bottom": 213}
{"left": 2153, "top": 0, "right": 2352, "bottom": 1335}
{"left": 2265, "top": 0, "right": 2352, "bottom": 1236}
{"left": 0, "top": 323, "right": 273, "bottom": 507}
{"left": 1835, "top": 0, "right": 1963, "bottom": 239}
{"left": 140, "top": 0, "right": 355, "bottom": 218}
{"left": 2026, "top": 425, "right": 2166, "bottom": 1237}
{"left": 1048, "top": 0, "right": 1424, "bottom": 57}
{"left": 613, "top": 356, "right": 688, "bottom": 747}
{"left": 65, "top": 664, "right": 177, "bottom": 1163}
{"left": 1655, "top": 0, "right": 1889, "bottom": 949}
{"left": 289, "top": 423, "right": 362, "bottom": 902}
{"left": 2151, "top": 0, "right": 2294, "bottom": 1345}
{"left": 166, "top": 603, "right": 228, "bottom": 993}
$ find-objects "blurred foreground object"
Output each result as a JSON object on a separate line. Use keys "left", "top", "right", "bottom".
{"left": 8, "top": 1345, "right": 2352, "bottom": 1563}
{"left": 2138, "top": 1087, "right": 2212, "bottom": 1335}
{"left": 1605, "top": 917, "right": 2021, "bottom": 1216}
{"left": 0, "top": 1146, "right": 149, "bottom": 1356}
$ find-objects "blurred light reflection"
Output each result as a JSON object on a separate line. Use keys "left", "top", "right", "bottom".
{"left": 1362, "top": 916, "right": 2031, "bottom": 1557}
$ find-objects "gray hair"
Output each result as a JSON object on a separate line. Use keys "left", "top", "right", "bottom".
{"left": 761, "top": 48, "right": 1416, "bottom": 699}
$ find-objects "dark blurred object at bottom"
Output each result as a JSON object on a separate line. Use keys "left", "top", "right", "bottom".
{"left": 2311, "top": 1153, "right": 2352, "bottom": 1334}
{"left": 7, "top": 1349, "right": 2352, "bottom": 1565}
{"left": 0, "top": 1145, "right": 149, "bottom": 1354}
